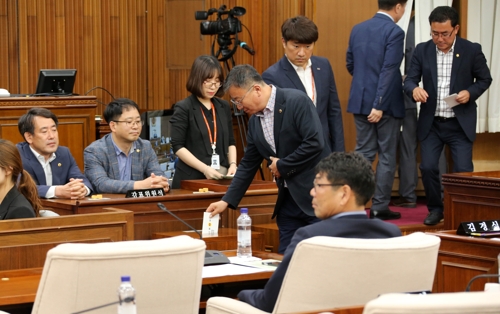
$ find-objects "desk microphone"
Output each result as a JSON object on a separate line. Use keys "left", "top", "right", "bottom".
{"left": 157, "top": 203, "right": 202, "bottom": 239}
{"left": 156, "top": 203, "right": 230, "bottom": 265}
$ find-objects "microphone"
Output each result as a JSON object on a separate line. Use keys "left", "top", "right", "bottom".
{"left": 239, "top": 41, "right": 255, "bottom": 55}
{"left": 157, "top": 203, "right": 202, "bottom": 239}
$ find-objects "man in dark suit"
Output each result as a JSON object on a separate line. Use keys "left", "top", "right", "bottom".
{"left": 404, "top": 6, "right": 492, "bottom": 225}
{"left": 206, "top": 64, "right": 330, "bottom": 253}
{"left": 262, "top": 15, "right": 345, "bottom": 152}
{"left": 17, "top": 108, "right": 93, "bottom": 199}
{"left": 346, "top": 0, "right": 407, "bottom": 220}
{"left": 237, "top": 152, "right": 402, "bottom": 312}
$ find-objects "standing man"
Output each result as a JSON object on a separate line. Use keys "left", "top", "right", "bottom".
{"left": 346, "top": 0, "right": 407, "bottom": 220}
{"left": 17, "top": 108, "right": 92, "bottom": 199}
{"left": 404, "top": 6, "right": 492, "bottom": 225}
{"left": 236, "top": 152, "right": 402, "bottom": 312}
{"left": 84, "top": 98, "right": 170, "bottom": 194}
{"left": 206, "top": 64, "right": 330, "bottom": 253}
{"left": 262, "top": 15, "right": 345, "bottom": 152}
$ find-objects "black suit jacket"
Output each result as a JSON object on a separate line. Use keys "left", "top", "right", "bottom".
{"left": 222, "top": 87, "right": 330, "bottom": 217}
{"left": 0, "top": 186, "right": 36, "bottom": 220}
{"left": 262, "top": 56, "right": 345, "bottom": 152}
{"left": 170, "top": 95, "right": 235, "bottom": 188}
{"left": 404, "top": 36, "right": 492, "bottom": 142}
{"left": 238, "top": 214, "right": 402, "bottom": 312}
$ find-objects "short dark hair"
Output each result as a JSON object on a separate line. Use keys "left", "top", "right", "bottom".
{"left": 18, "top": 108, "right": 59, "bottom": 141}
{"left": 378, "top": 0, "right": 408, "bottom": 11}
{"left": 103, "top": 98, "right": 140, "bottom": 123}
{"left": 281, "top": 15, "right": 318, "bottom": 44}
{"left": 315, "top": 152, "right": 375, "bottom": 207}
{"left": 223, "top": 64, "right": 264, "bottom": 93}
{"left": 429, "top": 6, "right": 459, "bottom": 27}
{"left": 186, "top": 55, "right": 224, "bottom": 98}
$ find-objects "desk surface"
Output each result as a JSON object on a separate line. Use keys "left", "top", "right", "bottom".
{"left": 0, "top": 251, "right": 282, "bottom": 307}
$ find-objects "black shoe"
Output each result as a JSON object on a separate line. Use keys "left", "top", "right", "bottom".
{"left": 423, "top": 212, "right": 444, "bottom": 226}
{"left": 392, "top": 197, "right": 417, "bottom": 208}
{"left": 370, "top": 209, "right": 401, "bottom": 220}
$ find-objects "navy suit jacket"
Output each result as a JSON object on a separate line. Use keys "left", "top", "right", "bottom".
{"left": 17, "top": 142, "right": 93, "bottom": 197}
{"left": 262, "top": 56, "right": 345, "bottom": 152}
{"left": 0, "top": 186, "right": 36, "bottom": 220}
{"left": 238, "top": 214, "right": 402, "bottom": 312}
{"left": 347, "top": 13, "right": 405, "bottom": 118}
{"left": 404, "top": 36, "right": 492, "bottom": 142}
{"left": 222, "top": 87, "right": 330, "bottom": 217}
{"left": 170, "top": 95, "right": 235, "bottom": 188}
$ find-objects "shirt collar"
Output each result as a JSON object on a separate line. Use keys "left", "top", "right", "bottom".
{"left": 29, "top": 145, "right": 56, "bottom": 163}
{"left": 111, "top": 136, "right": 137, "bottom": 156}
{"left": 377, "top": 11, "right": 394, "bottom": 22}
{"left": 330, "top": 211, "right": 368, "bottom": 219}
{"left": 286, "top": 57, "right": 312, "bottom": 71}
{"left": 255, "top": 85, "right": 277, "bottom": 117}
{"left": 436, "top": 37, "right": 456, "bottom": 54}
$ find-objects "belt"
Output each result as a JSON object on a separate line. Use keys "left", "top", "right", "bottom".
{"left": 434, "top": 116, "right": 456, "bottom": 122}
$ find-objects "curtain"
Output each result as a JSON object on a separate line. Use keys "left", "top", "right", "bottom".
{"left": 468, "top": 0, "right": 499, "bottom": 133}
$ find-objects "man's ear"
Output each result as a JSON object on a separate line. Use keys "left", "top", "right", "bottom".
{"left": 24, "top": 132, "right": 33, "bottom": 144}
{"left": 339, "top": 185, "right": 351, "bottom": 206}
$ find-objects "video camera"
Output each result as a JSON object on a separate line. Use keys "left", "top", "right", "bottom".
{"left": 195, "top": 5, "right": 246, "bottom": 35}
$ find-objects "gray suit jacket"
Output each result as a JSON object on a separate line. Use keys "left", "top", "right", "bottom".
{"left": 84, "top": 134, "right": 163, "bottom": 193}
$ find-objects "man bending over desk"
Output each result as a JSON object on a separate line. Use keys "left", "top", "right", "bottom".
{"left": 17, "top": 108, "right": 92, "bottom": 199}
{"left": 84, "top": 98, "right": 170, "bottom": 194}
{"left": 237, "top": 152, "right": 402, "bottom": 312}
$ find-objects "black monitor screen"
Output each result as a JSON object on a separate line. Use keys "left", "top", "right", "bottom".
{"left": 140, "top": 109, "right": 177, "bottom": 179}
{"left": 35, "top": 69, "right": 77, "bottom": 95}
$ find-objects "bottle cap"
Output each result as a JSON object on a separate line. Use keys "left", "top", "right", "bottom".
{"left": 121, "top": 275, "right": 131, "bottom": 282}
{"left": 240, "top": 208, "right": 248, "bottom": 214}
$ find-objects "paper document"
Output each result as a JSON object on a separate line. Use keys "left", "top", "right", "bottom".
{"left": 202, "top": 212, "right": 219, "bottom": 236}
{"left": 443, "top": 93, "right": 459, "bottom": 108}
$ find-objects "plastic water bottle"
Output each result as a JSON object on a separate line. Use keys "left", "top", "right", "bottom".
{"left": 117, "top": 276, "right": 137, "bottom": 314}
{"left": 237, "top": 208, "right": 252, "bottom": 258}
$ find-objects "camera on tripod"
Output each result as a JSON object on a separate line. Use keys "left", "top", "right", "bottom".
{"left": 195, "top": 5, "right": 246, "bottom": 35}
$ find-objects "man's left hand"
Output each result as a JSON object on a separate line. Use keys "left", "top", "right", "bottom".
{"left": 456, "top": 90, "right": 470, "bottom": 104}
{"left": 269, "top": 156, "right": 281, "bottom": 178}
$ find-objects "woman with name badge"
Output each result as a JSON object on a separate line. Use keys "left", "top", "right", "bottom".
{"left": 169, "top": 55, "right": 237, "bottom": 189}
{"left": 0, "top": 139, "right": 43, "bottom": 220}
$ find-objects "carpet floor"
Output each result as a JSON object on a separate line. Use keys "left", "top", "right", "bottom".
{"left": 365, "top": 199, "right": 429, "bottom": 226}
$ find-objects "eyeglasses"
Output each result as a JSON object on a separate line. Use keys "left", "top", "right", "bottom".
{"left": 313, "top": 182, "right": 344, "bottom": 191}
{"left": 230, "top": 85, "right": 254, "bottom": 107}
{"left": 113, "top": 120, "right": 143, "bottom": 127}
{"left": 203, "top": 80, "right": 222, "bottom": 88}
{"left": 430, "top": 30, "right": 454, "bottom": 39}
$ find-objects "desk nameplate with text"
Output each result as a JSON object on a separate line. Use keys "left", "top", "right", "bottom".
{"left": 457, "top": 219, "right": 500, "bottom": 237}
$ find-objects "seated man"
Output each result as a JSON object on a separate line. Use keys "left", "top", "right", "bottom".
{"left": 237, "top": 152, "right": 402, "bottom": 312}
{"left": 17, "top": 108, "right": 92, "bottom": 199}
{"left": 84, "top": 98, "right": 170, "bottom": 194}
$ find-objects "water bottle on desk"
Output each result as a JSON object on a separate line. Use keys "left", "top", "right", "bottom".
{"left": 118, "top": 276, "right": 137, "bottom": 314}
{"left": 237, "top": 208, "right": 252, "bottom": 258}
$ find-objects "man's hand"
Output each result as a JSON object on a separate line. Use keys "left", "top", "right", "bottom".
{"left": 412, "top": 87, "right": 428, "bottom": 103}
{"left": 367, "top": 108, "right": 383, "bottom": 123}
{"left": 456, "top": 90, "right": 470, "bottom": 104}
{"left": 55, "top": 178, "right": 87, "bottom": 199}
{"left": 206, "top": 200, "right": 229, "bottom": 218}
{"left": 150, "top": 173, "right": 170, "bottom": 193}
{"left": 268, "top": 156, "right": 281, "bottom": 178}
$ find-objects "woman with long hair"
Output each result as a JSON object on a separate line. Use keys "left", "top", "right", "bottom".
{"left": 0, "top": 139, "right": 42, "bottom": 219}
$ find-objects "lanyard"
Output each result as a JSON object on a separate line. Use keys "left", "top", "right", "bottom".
{"left": 310, "top": 70, "right": 315, "bottom": 103}
{"left": 201, "top": 102, "right": 217, "bottom": 154}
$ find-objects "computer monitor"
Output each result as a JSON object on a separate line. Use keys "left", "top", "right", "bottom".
{"left": 35, "top": 69, "right": 77, "bottom": 95}
{"left": 140, "top": 109, "right": 177, "bottom": 179}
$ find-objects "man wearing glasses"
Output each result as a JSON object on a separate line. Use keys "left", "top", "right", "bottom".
{"left": 234, "top": 152, "right": 402, "bottom": 312}
{"left": 404, "top": 6, "right": 492, "bottom": 225}
{"left": 207, "top": 64, "right": 330, "bottom": 254}
{"left": 84, "top": 98, "right": 170, "bottom": 194}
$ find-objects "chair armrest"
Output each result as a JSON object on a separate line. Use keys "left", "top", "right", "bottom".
{"left": 207, "top": 297, "right": 270, "bottom": 314}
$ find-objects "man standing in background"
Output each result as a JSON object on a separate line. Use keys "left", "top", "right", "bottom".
{"left": 263, "top": 15, "right": 344, "bottom": 152}
{"left": 346, "top": 0, "right": 407, "bottom": 220}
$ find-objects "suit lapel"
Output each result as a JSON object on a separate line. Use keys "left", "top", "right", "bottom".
{"left": 429, "top": 44, "right": 438, "bottom": 93}
{"left": 50, "top": 156, "right": 64, "bottom": 185}
{"left": 105, "top": 135, "right": 121, "bottom": 180}
{"left": 450, "top": 37, "right": 463, "bottom": 92}
{"left": 273, "top": 89, "right": 285, "bottom": 154}
{"left": 191, "top": 96, "right": 213, "bottom": 156}
{"left": 311, "top": 58, "right": 321, "bottom": 104}
{"left": 280, "top": 57, "right": 307, "bottom": 94}
{"left": 22, "top": 144, "right": 47, "bottom": 185}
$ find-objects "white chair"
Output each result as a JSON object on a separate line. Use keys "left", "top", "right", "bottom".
{"left": 207, "top": 232, "right": 441, "bottom": 314}
{"left": 32, "top": 235, "right": 205, "bottom": 314}
{"left": 38, "top": 209, "right": 59, "bottom": 217}
{"left": 363, "top": 291, "right": 500, "bottom": 314}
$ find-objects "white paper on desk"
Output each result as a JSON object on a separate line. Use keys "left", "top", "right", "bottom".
{"left": 202, "top": 212, "right": 219, "bottom": 236}
{"left": 202, "top": 264, "right": 269, "bottom": 278}
{"left": 444, "top": 93, "right": 459, "bottom": 108}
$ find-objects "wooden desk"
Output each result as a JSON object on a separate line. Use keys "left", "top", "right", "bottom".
{"left": 443, "top": 170, "right": 500, "bottom": 230}
{"left": 0, "top": 96, "right": 97, "bottom": 170}
{"left": 0, "top": 251, "right": 282, "bottom": 312}
{"left": 427, "top": 230, "right": 500, "bottom": 293}
{"left": 41, "top": 183, "right": 277, "bottom": 240}
{"left": 153, "top": 228, "right": 265, "bottom": 251}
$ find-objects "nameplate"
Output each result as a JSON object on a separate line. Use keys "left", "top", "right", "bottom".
{"left": 125, "top": 188, "right": 165, "bottom": 198}
{"left": 456, "top": 219, "right": 500, "bottom": 237}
